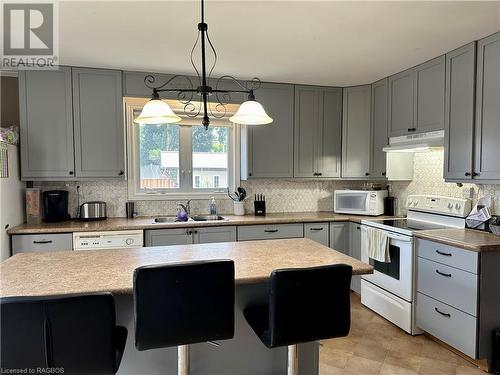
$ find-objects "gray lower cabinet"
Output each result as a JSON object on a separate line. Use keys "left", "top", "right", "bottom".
{"left": 145, "top": 226, "right": 237, "bottom": 246}
{"left": 443, "top": 43, "right": 477, "bottom": 180}
{"left": 414, "top": 55, "right": 445, "bottom": 133}
{"left": 329, "top": 222, "right": 349, "bottom": 254}
{"left": 474, "top": 32, "right": 500, "bottom": 181}
{"left": 349, "top": 223, "right": 362, "bottom": 294}
{"left": 342, "top": 85, "right": 371, "bottom": 178}
{"left": 415, "top": 238, "right": 500, "bottom": 363}
{"left": 243, "top": 83, "right": 294, "bottom": 178}
{"left": 237, "top": 224, "right": 303, "bottom": 241}
{"left": 72, "top": 68, "right": 125, "bottom": 178}
{"left": 304, "top": 223, "right": 329, "bottom": 247}
{"left": 388, "top": 68, "right": 415, "bottom": 137}
{"left": 193, "top": 226, "right": 237, "bottom": 244}
{"left": 370, "top": 78, "right": 388, "bottom": 179}
{"left": 19, "top": 67, "right": 75, "bottom": 179}
{"left": 12, "top": 233, "right": 73, "bottom": 254}
{"left": 294, "top": 86, "right": 342, "bottom": 178}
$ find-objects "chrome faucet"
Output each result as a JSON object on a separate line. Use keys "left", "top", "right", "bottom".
{"left": 177, "top": 199, "right": 192, "bottom": 216}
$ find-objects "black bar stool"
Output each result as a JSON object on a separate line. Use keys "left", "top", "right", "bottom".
{"left": 133, "top": 260, "right": 235, "bottom": 375}
{"left": 244, "top": 264, "right": 352, "bottom": 375}
{"left": 0, "top": 293, "right": 128, "bottom": 375}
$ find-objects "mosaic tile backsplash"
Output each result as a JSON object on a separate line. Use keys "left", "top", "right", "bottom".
{"left": 36, "top": 150, "right": 500, "bottom": 218}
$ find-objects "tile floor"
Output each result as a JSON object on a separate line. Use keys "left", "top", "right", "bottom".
{"left": 319, "top": 293, "right": 486, "bottom": 375}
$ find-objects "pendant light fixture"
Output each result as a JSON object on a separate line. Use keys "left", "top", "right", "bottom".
{"left": 135, "top": 0, "right": 273, "bottom": 129}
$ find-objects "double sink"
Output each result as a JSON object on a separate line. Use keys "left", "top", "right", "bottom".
{"left": 153, "top": 215, "right": 227, "bottom": 224}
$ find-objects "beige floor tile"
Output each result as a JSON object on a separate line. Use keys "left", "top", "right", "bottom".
{"left": 383, "top": 350, "right": 422, "bottom": 372}
{"left": 380, "top": 363, "right": 419, "bottom": 375}
{"left": 389, "top": 337, "right": 424, "bottom": 357}
{"left": 344, "top": 355, "right": 384, "bottom": 375}
{"left": 353, "top": 340, "right": 388, "bottom": 363}
{"left": 320, "top": 347, "right": 353, "bottom": 369}
{"left": 418, "top": 358, "right": 456, "bottom": 375}
{"left": 455, "top": 364, "right": 488, "bottom": 375}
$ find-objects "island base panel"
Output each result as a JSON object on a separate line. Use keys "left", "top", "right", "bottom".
{"left": 114, "top": 283, "right": 319, "bottom": 375}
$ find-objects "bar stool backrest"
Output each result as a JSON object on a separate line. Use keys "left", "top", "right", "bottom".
{"left": 134, "top": 260, "right": 235, "bottom": 351}
{"left": 1, "top": 293, "right": 124, "bottom": 375}
{"left": 268, "top": 264, "right": 352, "bottom": 347}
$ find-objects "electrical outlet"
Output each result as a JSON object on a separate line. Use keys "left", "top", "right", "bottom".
{"left": 463, "top": 187, "right": 474, "bottom": 199}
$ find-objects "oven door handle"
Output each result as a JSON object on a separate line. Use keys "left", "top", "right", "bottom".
{"left": 386, "top": 234, "right": 412, "bottom": 243}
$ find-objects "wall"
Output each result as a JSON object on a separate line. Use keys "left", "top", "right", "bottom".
{"left": 1, "top": 76, "right": 19, "bottom": 128}
{"left": 36, "top": 149, "right": 500, "bottom": 218}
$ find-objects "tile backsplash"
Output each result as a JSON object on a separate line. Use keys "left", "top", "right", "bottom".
{"left": 36, "top": 149, "right": 500, "bottom": 218}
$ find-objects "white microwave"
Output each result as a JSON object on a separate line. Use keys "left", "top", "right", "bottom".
{"left": 334, "top": 190, "right": 388, "bottom": 216}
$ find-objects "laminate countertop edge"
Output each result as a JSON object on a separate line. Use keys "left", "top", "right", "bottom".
{"left": 7, "top": 213, "right": 396, "bottom": 235}
{"left": 414, "top": 229, "right": 500, "bottom": 252}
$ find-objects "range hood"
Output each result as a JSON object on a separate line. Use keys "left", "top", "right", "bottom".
{"left": 383, "top": 130, "right": 444, "bottom": 152}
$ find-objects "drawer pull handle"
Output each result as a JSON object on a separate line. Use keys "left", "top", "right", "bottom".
{"left": 33, "top": 240, "right": 52, "bottom": 244}
{"left": 435, "top": 250, "right": 452, "bottom": 257}
{"left": 435, "top": 269, "right": 452, "bottom": 278}
{"left": 434, "top": 307, "right": 451, "bottom": 318}
{"left": 310, "top": 228, "right": 324, "bottom": 231}
{"left": 264, "top": 229, "right": 278, "bottom": 233}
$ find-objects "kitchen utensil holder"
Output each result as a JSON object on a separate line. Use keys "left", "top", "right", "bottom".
{"left": 254, "top": 200, "right": 266, "bottom": 216}
{"left": 234, "top": 201, "right": 245, "bottom": 216}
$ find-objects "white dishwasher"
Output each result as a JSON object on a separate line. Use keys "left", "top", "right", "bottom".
{"left": 73, "top": 230, "right": 144, "bottom": 250}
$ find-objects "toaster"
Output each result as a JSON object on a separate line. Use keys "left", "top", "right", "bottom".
{"left": 79, "top": 201, "right": 107, "bottom": 221}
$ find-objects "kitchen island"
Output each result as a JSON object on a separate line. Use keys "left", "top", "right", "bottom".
{"left": 0, "top": 238, "right": 372, "bottom": 375}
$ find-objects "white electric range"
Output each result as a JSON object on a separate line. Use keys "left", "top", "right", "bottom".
{"left": 360, "top": 194, "right": 472, "bottom": 335}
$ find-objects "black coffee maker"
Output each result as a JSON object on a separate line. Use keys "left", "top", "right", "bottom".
{"left": 42, "top": 190, "right": 69, "bottom": 222}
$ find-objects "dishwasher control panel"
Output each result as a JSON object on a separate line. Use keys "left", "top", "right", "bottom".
{"left": 73, "top": 230, "right": 144, "bottom": 250}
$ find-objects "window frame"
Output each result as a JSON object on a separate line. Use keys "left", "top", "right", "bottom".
{"left": 125, "top": 97, "right": 241, "bottom": 200}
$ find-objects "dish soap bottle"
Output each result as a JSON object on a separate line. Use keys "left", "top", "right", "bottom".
{"left": 209, "top": 197, "right": 217, "bottom": 216}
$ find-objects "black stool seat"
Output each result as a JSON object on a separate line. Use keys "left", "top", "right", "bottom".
{"left": 1, "top": 293, "right": 127, "bottom": 375}
{"left": 134, "top": 259, "right": 235, "bottom": 350}
{"left": 244, "top": 264, "right": 352, "bottom": 348}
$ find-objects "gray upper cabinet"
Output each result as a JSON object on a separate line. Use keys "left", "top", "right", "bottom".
{"left": 294, "top": 86, "right": 342, "bottom": 178}
{"left": 388, "top": 68, "right": 415, "bottom": 137}
{"left": 244, "top": 82, "right": 294, "bottom": 178}
{"left": 444, "top": 43, "right": 477, "bottom": 181}
{"left": 474, "top": 32, "right": 500, "bottom": 181}
{"left": 414, "top": 56, "right": 446, "bottom": 133}
{"left": 342, "top": 85, "right": 371, "bottom": 178}
{"left": 19, "top": 68, "right": 75, "bottom": 179}
{"left": 72, "top": 68, "right": 125, "bottom": 178}
{"left": 370, "top": 78, "right": 388, "bottom": 179}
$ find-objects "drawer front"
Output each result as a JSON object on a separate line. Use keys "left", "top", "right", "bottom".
{"left": 304, "top": 223, "right": 329, "bottom": 247}
{"left": 417, "top": 257, "right": 478, "bottom": 316}
{"left": 416, "top": 292, "right": 477, "bottom": 358}
{"left": 12, "top": 234, "right": 73, "bottom": 254}
{"left": 237, "top": 224, "right": 304, "bottom": 241}
{"left": 416, "top": 239, "right": 478, "bottom": 273}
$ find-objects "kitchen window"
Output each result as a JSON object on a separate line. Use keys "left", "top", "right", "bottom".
{"left": 125, "top": 98, "right": 240, "bottom": 200}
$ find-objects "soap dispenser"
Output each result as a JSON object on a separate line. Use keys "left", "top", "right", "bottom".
{"left": 209, "top": 197, "right": 217, "bottom": 216}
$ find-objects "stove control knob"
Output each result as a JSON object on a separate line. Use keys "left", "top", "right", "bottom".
{"left": 455, "top": 203, "right": 461, "bottom": 210}
{"left": 448, "top": 203, "right": 453, "bottom": 209}
{"left": 413, "top": 200, "right": 419, "bottom": 206}
{"left": 126, "top": 238, "right": 134, "bottom": 245}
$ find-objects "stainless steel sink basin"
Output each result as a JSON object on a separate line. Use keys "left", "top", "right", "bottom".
{"left": 191, "top": 215, "right": 227, "bottom": 222}
{"left": 153, "top": 217, "right": 180, "bottom": 223}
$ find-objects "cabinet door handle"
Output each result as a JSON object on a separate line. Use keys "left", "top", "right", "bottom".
{"left": 434, "top": 307, "right": 451, "bottom": 318}
{"left": 310, "top": 228, "right": 324, "bottom": 231}
{"left": 465, "top": 172, "right": 471, "bottom": 177}
{"left": 435, "top": 269, "right": 452, "bottom": 278}
{"left": 118, "top": 170, "right": 124, "bottom": 176}
{"left": 69, "top": 171, "right": 74, "bottom": 175}
{"left": 365, "top": 172, "right": 370, "bottom": 176}
{"left": 193, "top": 230, "right": 198, "bottom": 234}
{"left": 33, "top": 240, "right": 52, "bottom": 244}
{"left": 382, "top": 172, "right": 386, "bottom": 176}
{"left": 357, "top": 226, "right": 361, "bottom": 230}
{"left": 187, "top": 230, "right": 192, "bottom": 235}
{"left": 264, "top": 229, "right": 278, "bottom": 233}
{"left": 407, "top": 128, "right": 412, "bottom": 132}
{"left": 473, "top": 172, "right": 480, "bottom": 177}
{"left": 411, "top": 128, "right": 417, "bottom": 132}
{"left": 435, "top": 249, "right": 452, "bottom": 257}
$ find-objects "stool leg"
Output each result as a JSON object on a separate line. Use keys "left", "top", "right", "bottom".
{"left": 178, "top": 345, "right": 190, "bottom": 375}
{"left": 287, "top": 344, "right": 298, "bottom": 375}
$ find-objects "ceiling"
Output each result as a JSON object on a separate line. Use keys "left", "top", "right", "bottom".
{"left": 59, "top": 1, "right": 500, "bottom": 86}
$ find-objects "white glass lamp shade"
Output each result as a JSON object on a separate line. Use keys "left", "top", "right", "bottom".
{"left": 134, "top": 99, "right": 182, "bottom": 124}
{"left": 229, "top": 100, "right": 273, "bottom": 125}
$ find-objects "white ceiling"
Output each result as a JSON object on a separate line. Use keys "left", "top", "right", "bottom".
{"left": 59, "top": 1, "right": 500, "bottom": 86}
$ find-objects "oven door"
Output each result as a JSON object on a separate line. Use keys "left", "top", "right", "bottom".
{"left": 334, "top": 192, "right": 368, "bottom": 214}
{"left": 360, "top": 225, "right": 413, "bottom": 302}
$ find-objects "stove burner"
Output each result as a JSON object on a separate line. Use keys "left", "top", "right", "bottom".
{"left": 378, "top": 219, "right": 450, "bottom": 231}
